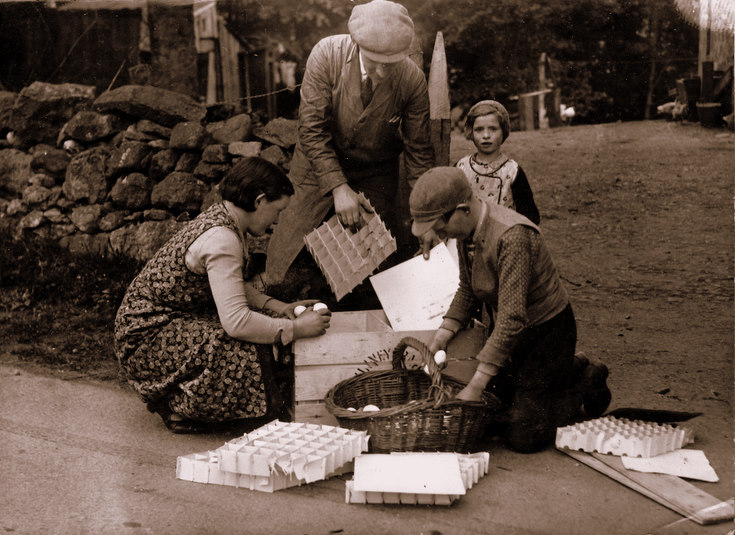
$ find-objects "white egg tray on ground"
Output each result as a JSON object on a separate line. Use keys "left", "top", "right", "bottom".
{"left": 344, "top": 452, "right": 490, "bottom": 505}
{"left": 176, "top": 420, "right": 369, "bottom": 492}
{"left": 304, "top": 202, "right": 396, "bottom": 301}
{"left": 555, "top": 415, "right": 694, "bottom": 458}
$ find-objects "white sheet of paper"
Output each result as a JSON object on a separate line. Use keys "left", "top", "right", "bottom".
{"left": 621, "top": 449, "right": 719, "bottom": 482}
{"left": 369, "top": 241, "right": 459, "bottom": 331}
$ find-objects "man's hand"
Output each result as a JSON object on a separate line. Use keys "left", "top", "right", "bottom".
{"left": 455, "top": 382, "right": 485, "bottom": 402}
{"left": 332, "top": 184, "right": 373, "bottom": 231}
{"left": 428, "top": 326, "right": 455, "bottom": 355}
{"left": 455, "top": 364, "right": 499, "bottom": 401}
{"left": 419, "top": 229, "right": 443, "bottom": 260}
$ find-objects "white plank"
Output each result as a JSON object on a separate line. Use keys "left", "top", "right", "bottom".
{"left": 562, "top": 449, "right": 735, "bottom": 525}
{"left": 294, "top": 330, "right": 434, "bottom": 367}
{"left": 295, "top": 361, "right": 393, "bottom": 401}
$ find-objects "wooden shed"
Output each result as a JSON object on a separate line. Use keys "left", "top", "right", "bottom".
{"left": 193, "top": 0, "right": 296, "bottom": 118}
{"left": 0, "top": 0, "right": 290, "bottom": 119}
{"left": 675, "top": 0, "right": 734, "bottom": 123}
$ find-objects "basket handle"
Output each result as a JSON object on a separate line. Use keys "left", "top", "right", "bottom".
{"left": 392, "top": 336, "right": 452, "bottom": 407}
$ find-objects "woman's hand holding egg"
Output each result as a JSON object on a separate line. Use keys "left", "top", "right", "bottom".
{"left": 285, "top": 299, "right": 321, "bottom": 319}
{"left": 292, "top": 302, "right": 330, "bottom": 339}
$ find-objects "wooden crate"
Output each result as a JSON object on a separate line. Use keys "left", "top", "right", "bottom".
{"left": 292, "top": 310, "right": 485, "bottom": 425}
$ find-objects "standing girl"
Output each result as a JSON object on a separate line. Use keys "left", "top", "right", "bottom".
{"left": 456, "top": 100, "right": 540, "bottom": 224}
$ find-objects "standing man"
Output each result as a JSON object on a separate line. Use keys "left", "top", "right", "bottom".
{"left": 265, "top": 0, "right": 434, "bottom": 299}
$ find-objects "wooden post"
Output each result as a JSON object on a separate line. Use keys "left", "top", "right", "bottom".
{"left": 194, "top": 1, "right": 219, "bottom": 105}
{"left": 537, "top": 53, "right": 548, "bottom": 129}
{"left": 538, "top": 52, "right": 547, "bottom": 89}
{"left": 206, "top": 50, "right": 218, "bottom": 105}
{"left": 701, "top": 60, "right": 714, "bottom": 101}
{"left": 518, "top": 93, "right": 536, "bottom": 131}
{"left": 265, "top": 49, "right": 275, "bottom": 120}
{"left": 218, "top": 17, "right": 242, "bottom": 112}
{"left": 547, "top": 88, "right": 562, "bottom": 127}
{"left": 428, "top": 31, "right": 451, "bottom": 166}
{"left": 243, "top": 54, "right": 252, "bottom": 113}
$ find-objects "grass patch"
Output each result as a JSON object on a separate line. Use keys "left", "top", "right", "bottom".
{"left": 0, "top": 232, "right": 143, "bottom": 378}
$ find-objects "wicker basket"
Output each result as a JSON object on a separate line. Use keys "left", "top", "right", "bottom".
{"left": 324, "top": 337, "right": 501, "bottom": 453}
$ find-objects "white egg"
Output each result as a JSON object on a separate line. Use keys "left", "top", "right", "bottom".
{"left": 423, "top": 364, "right": 431, "bottom": 375}
{"left": 362, "top": 404, "right": 380, "bottom": 412}
{"left": 63, "top": 139, "right": 80, "bottom": 153}
{"left": 347, "top": 407, "right": 357, "bottom": 412}
{"left": 294, "top": 305, "right": 307, "bottom": 317}
{"left": 434, "top": 350, "right": 447, "bottom": 366}
{"left": 313, "top": 302, "right": 328, "bottom": 312}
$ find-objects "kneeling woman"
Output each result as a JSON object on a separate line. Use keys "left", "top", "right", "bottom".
{"left": 411, "top": 167, "right": 610, "bottom": 453}
{"left": 114, "top": 157, "right": 330, "bottom": 433}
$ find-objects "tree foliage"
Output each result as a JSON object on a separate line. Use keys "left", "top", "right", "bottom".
{"left": 222, "top": 0, "right": 699, "bottom": 123}
{"left": 406, "top": 0, "right": 698, "bottom": 122}
{"left": 219, "top": 0, "right": 352, "bottom": 62}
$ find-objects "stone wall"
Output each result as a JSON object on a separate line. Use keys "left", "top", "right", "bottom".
{"left": 0, "top": 82, "right": 297, "bottom": 261}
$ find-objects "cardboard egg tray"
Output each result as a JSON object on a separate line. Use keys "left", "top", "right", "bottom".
{"left": 345, "top": 480, "right": 458, "bottom": 506}
{"left": 457, "top": 452, "right": 491, "bottom": 489}
{"left": 176, "top": 450, "right": 305, "bottom": 492}
{"left": 555, "top": 416, "right": 694, "bottom": 458}
{"left": 176, "top": 420, "right": 369, "bottom": 492}
{"left": 304, "top": 203, "right": 396, "bottom": 301}
{"left": 344, "top": 452, "right": 490, "bottom": 506}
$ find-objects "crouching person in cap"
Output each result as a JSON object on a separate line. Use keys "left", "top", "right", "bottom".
{"left": 413, "top": 167, "right": 611, "bottom": 453}
{"left": 265, "top": 0, "right": 434, "bottom": 303}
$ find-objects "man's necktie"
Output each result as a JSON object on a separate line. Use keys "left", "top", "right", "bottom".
{"left": 466, "top": 242, "right": 476, "bottom": 265}
{"left": 360, "top": 76, "right": 373, "bottom": 108}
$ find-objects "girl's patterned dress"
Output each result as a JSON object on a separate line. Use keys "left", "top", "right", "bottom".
{"left": 456, "top": 154, "right": 518, "bottom": 208}
{"left": 114, "top": 203, "right": 278, "bottom": 422}
{"left": 456, "top": 154, "right": 539, "bottom": 224}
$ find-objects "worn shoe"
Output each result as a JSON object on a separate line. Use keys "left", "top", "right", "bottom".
{"left": 583, "top": 387, "right": 612, "bottom": 419}
{"left": 162, "top": 413, "right": 215, "bottom": 434}
{"left": 571, "top": 353, "right": 590, "bottom": 384}
{"left": 554, "top": 388, "right": 584, "bottom": 427}
{"left": 576, "top": 360, "right": 611, "bottom": 418}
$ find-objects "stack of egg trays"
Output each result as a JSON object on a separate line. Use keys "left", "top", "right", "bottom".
{"left": 555, "top": 415, "right": 694, "bottom": 458}
{"left": 177, "top": 450, "right": 303, "bottom": 492}
{"left": 304, "top": 209, "right": 397, "bottom": 301}
{"left": 176, "top": 420, "right": 370, "bottom": 493}
{"left": 344, "top": 452, "right": 490, "bottom": 506}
